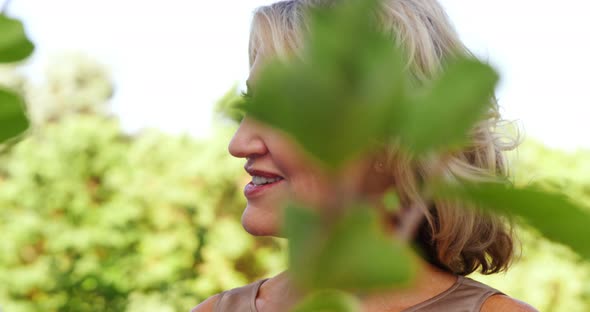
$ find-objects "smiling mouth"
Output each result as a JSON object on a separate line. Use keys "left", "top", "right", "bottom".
{"left": 244, "top": 176, "right": 285, "bottom": 198}
{"left": 251, "top": 175, "right": 283, "bottom": 186}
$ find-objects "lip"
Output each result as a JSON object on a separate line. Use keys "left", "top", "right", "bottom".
{"left": 243, "top": 167, "right": 285, "bottom": 199}
{"left": 244, "top": 178, "right": 285, "bottom": 199}
{"left": 245, "top": 168, "right": 284, "bottom": 179}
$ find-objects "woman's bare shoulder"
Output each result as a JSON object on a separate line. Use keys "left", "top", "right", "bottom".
{"left": 190, "top": 294, "right": 222, "bottom": 312}
{"left": 481, "top": 294, "right": 538, "bottom": 312}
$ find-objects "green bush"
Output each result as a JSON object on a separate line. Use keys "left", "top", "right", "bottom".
{"left": 0, "top": 114, "right": 286, "bottom": 311}
{"left": 473, "top": 141, "right": 590, "bottom": 311}
{"left": 1, "top": 110, "right": 588, "bottom": 311}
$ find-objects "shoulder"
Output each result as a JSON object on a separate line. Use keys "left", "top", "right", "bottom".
{"left": 190, "top": 278, "right": 268, "bottom": 312}
{"left": 481, "top": 294, "right": 539, "bottom": 312}
{"left": 190, "top": 293, "right": 222, "bottom": 312}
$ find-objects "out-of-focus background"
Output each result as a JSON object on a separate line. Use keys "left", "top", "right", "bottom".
{"left": 0, "top": 0, "right": 588, "bottom": 311}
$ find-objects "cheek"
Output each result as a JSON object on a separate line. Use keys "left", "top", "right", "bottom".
{"left": 265, "top": 131, "right": 375, "bottom": 209}
{"left": 269, "top": 139, "right": 335, "bottom": 207}
{"left": 288, "top": 171, "right": 334, "bottom": 208}
{"left": 278, "top": 155, "right": 376, "bottom": 209}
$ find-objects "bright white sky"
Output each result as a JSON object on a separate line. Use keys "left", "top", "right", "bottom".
{"left": 5, "top": 0, "right": 590, "bottom": 150}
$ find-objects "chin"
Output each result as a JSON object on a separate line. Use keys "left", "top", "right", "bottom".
{"left": 241, "top": 203, "right": 281, "bottom": 236}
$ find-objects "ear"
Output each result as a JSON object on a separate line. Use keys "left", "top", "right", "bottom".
{"left": 365, "top": 149, "right": 396, "bottom": 194}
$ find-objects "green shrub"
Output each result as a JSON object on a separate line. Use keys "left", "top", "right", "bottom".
{"left": 472, "top": 141, "right": 590, "bottom": 312}
{"left": 0, "top": 114, "right": 286, "bottom": 311}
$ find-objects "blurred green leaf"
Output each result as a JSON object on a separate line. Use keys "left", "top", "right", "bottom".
{"left": 382, "top": 189, "right": 400, "bottom": 213}
{"left": 215, "top": 85, "right": 245, "bottom": 123}
{"left": 283, "top": 203, "right": 324, "bottom": 280}
{"left": 290, "top": 290, "right": 361, "bottom": 312}
{"left": 0, "top": 111, "right": 285, "bottom": 310}
{"left": 243, "top": 0, "right": 499, "bottom": 165}
{"left": 434, "top": 182, "right": 590, "bottom": 260}
{"left": 0, "top": 14, "right": 35, "bottom": 63}
{"left": 399, "top": 58, "right": 498, "bottom": 154}
{"left": 244, "top": 0, "right": 406, "bottom": 168}
{"left": 0, "top": 86, "right": 29, "bottom": 142}
{"left": 284, "top": 203, "right": 415, "bottom": 291}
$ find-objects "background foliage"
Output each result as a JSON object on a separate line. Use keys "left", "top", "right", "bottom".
{"left": 1, "top": 3, "right": 589, "bottom": 311}
{"left": 474, "top": 141, "right": 590, "bottom": 312}
{"left": 0, "top": 57, "right": 588, "bottom": 311}
{"left": 0, "top": 58, "right": 285, "bottom": 311}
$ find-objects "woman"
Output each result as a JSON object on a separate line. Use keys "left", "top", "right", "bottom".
{"left": 194, "top": 0, "right": 537, "bottom": 311}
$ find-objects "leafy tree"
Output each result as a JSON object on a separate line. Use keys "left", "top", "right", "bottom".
{"left": 26, "top": 52, "right": 114, "bottom": 126}
{"left": 473, "top": 141, "right": 590, "bottom": 312}
{"left": 0, "top": 56, "right": 285, "bottom": 312}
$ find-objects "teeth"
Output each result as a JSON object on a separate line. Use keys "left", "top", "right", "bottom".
{"left": 252, "top": 175, "right": 281, "bottom": 186}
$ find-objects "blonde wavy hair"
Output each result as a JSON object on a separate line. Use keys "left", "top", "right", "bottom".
{"left": 248, "top": 0, "right": 519, "bottom": 275}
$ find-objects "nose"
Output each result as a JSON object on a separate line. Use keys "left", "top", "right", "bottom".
{"left": 228, "top": 116, "right": 269, "bottom": 159}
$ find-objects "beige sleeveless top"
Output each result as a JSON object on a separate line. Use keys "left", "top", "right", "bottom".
{"left": 212, "top": 275, "right": 504, "bottom": 312}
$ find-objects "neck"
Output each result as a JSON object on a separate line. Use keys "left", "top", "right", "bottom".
{"left": 258, "top": 258, "right": 457, "bottom": 312}
{"left": 256, "top": 270, "right": 305, "bottom": 311}
{"left": 358, "top": 258, "right": 458, "bottom": 311}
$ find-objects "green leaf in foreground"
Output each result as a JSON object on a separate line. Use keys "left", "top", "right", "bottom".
{"left": 214, "top": 85, "right": 245, "bottom": 123}
{"left": 284, "top": 203, "right": 324, "bottom": 282}
{"left": 434, "top": 182, "right": 590, "bottom": 260}
{"left": 0, "top": 87, "right": 29, "bottom": 142}
{"left": 0, "top": 14, "right": 35, "bottom": 63}
{"left": 244, "top": 0, "right": 406, "bottom": 169}
{"left": 399, "top": 58, "right": 498, "bottom": 154}
{"left": 290, "top": 290, "right": 361, "bottom": 312}
{"left": 382, "top": 189, "right": 400, "bottom": 213}
{"left": 284, "top": 203, "right": 415, "bottom": 291}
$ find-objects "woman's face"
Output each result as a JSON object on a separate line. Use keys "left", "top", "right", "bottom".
{"left": 228, "top": 55, "right": 393, "bottom": 236}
